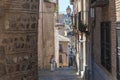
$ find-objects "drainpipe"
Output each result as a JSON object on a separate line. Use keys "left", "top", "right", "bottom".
{"left": 87, "top": 0, "right": 92, "bottom": 80}
{"left": 80, "top": 34, "right": 86, "bottom": 79}
{"left": 80, "top": 0, "right": 89, "bottom": 79}
{"left": 79, "top": 0, "right": 85, "bottom": 78}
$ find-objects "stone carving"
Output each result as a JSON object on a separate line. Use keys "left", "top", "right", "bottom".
{"left": 7, "top": 65, "right": 15, "bottom": 73}
{"left": 0, "top": 7, "right": 4, "bottom": 17}
{"left": 0, "top": 63, "right": 6, "bottom": 77}
{"left": 0, "top": 0, "right": 38, "bottom": 80}
{"left": 5, "top": 51, "right": 38, "bottom": 73}
{"left": 1, "top": 34, "right": 37, "bottom": 52}
{"left": 6, "top": 56, "right": 14, "bottom": 64}
{"left": 0, "top": 46, "right": 5, "bottom": 61}
{"left": 16, "top": 64, "right": 20, "bottom": 71}
{"left": 4, "top": 0, "right": 39, "bottom": 11}
{"left": 4, "top": 14, "right": 38, "bottom": 31}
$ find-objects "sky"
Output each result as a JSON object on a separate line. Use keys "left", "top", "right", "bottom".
{"left": 59, "top": 0, "right": 73, "bottom": 14}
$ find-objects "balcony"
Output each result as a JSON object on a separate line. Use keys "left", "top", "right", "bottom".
{"left": 78, "top": 23, "right": 87, "bottom": 32}
{"left": 91, "top": 0, "right": 109, "bottom": 7}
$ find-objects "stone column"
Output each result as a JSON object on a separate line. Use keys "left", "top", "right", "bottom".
{"left": 0, "top": 0, "right": 39, "bottom": 80}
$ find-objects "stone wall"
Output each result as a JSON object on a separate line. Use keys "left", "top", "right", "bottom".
{"left": 109, "top": 0, "right": 116, "bottom": 79}
{"left": 92, "top": 0, "right": 117, "bottom": 80}
{"left": 59, "top": 42, "right": 68, "bottom": 67}
{"left": 38, "top": 1, "right": 55, "bottom": 70}
{"left": 0, "top": 0, "right": 39, "bottom": 80}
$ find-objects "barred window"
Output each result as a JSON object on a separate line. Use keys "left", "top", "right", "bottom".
{"left": 116, "top": 22, "right": 120, "bottom": 79}
{"left": 101, "top": 22, "right": 111, "bottom": 72}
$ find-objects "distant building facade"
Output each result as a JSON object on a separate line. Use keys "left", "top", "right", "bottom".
{"left": 57, "top": 14, "right": 65, "bottom": 24}
{"left": 59, "top": 35, "right": 70, "bottom": 67}
{"left": 55, "top": 22, "right": 70, "bottom": 68}
{"left": 54, "top": 23, "right": 64, "bottom": 68}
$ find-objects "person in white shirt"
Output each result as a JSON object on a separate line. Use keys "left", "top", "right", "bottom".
{"left": 50, "top": 55, "right": 55, "bottom": 72}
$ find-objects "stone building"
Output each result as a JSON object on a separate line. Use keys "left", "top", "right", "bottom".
{"left": 70, "top": 0, "right": 120, "bottom": 80}
{"left": 70, "top": 0, "right": 89, "bottom": 78}
{"left": 89, "top": 0, "right": 117, "bottom": 80}
{"left": 55, "top": 22, "right": 70, "bottom": 68}
{"left": 0, "top": 0, "right": 39, "bottom": 80}
{"left": 57, "top": 23, "right": 65, "bottom": 35}
{"left": 54, "top": 25, "right": 59, "bottom": 68}
{"left": 115, "top": 0, "right": 120, "bottom": 79}
{"left": 59, "top": 35, "right": 70, "bottom": 67}
{"left": 54, "top": 23, "right": 64, "bottom": 68}
{"left": 38, "top": 0, "right": 58, "bottom": 70}
{"left": 57, "top": 14, "right": 65, "bottom": 24}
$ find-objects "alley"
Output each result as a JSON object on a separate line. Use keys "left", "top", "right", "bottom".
{"left": 39, "top": 67, "right": 81, "bottom": 80}
{"left": 1, "top": 0, "right": 120, "bottom": 80}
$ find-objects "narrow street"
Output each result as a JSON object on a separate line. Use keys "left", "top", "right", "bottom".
{"left": 39, "top": 67, "right": 81, "bottom": 80}
{"left": 0, "top": 0, "right": 120, "bottom": 80}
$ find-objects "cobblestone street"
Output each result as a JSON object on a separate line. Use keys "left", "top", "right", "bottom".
{"left": 39, "top": 67, "right": 81, "bottom": 80}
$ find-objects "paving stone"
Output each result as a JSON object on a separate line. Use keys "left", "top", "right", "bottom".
{"left": 39, "top": 67, "right": 81, "bottom": 80}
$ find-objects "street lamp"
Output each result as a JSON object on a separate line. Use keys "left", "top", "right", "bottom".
{"left": 64, "top": 6, "right": 72, "bottom": 37}
{"left": 66, "top": 6, "right": 71, "bottom": 16}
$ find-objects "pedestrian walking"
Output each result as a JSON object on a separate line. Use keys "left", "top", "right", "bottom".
{"left": 50, "top": 55, "right": 55, "bottom": 72}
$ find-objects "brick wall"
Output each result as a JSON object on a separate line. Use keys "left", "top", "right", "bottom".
{"left": 109, "top": 0, "right": 117, "bottom": 79}
{"left": 92, "top": 0, "right": 117, "bottom": 80}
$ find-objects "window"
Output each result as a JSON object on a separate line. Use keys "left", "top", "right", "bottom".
{"left": 59, "top": 55, "right": 63, "bottom": 63}
{"left": 74, "top": 14, "right": 77, "bottom": 28}
{"left": 116, "top": 22, "right": 120, "bottom": 79}
{"left": 101, "top": 22, "right": 111, "bottom": 72}
{"left": 59, "top": 44, "right": 63, "bottom": 52}
{"left": 90, "top": 8, "right": 95, "bottom": 18}
{"left": 91, "top": 0, "right": 96, "bottom": 3}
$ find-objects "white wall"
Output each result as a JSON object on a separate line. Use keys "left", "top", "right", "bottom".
{"left": 54, "top": 27, "right": 59, "bottom": 67}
